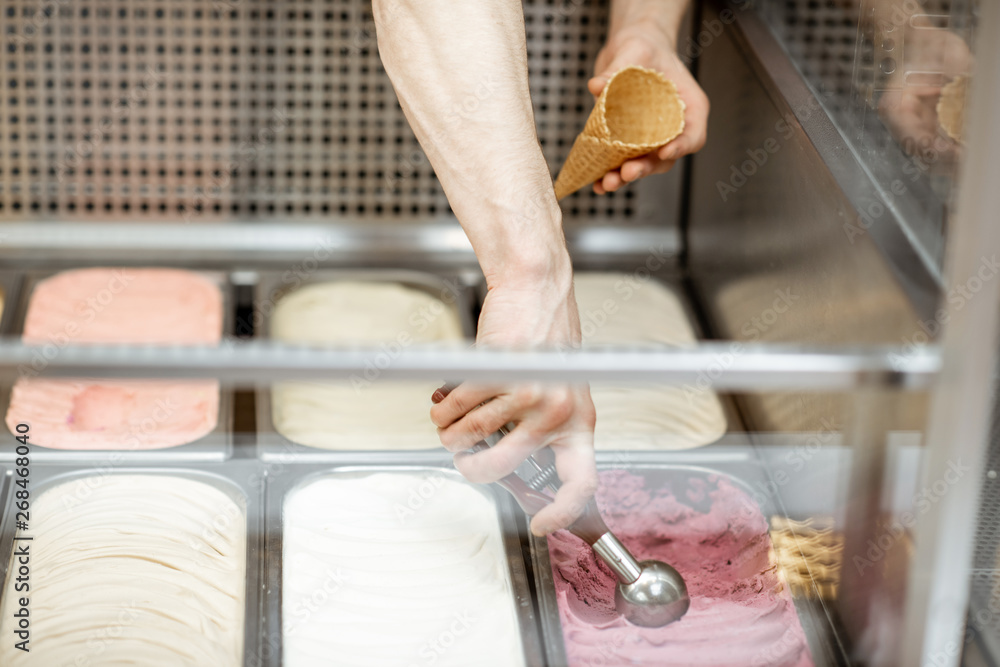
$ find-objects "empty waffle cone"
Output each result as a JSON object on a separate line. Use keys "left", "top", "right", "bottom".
{"left": 553, "top": 66, "right": 686, "bottom": 199}
{"left": 937, "top": 75, "right": 969, "bottom": 143}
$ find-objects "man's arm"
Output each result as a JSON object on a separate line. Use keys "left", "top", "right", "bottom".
{"left": 373, "top": 0, "right": 597, "bottom": 535}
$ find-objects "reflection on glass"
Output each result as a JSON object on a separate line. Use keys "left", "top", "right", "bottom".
{"left": 763, "top": 0, "right": 977, "bottom": 259}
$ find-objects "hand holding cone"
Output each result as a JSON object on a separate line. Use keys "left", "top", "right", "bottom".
{"left": 553, "top": 66, "right": 686, "bottom": 199}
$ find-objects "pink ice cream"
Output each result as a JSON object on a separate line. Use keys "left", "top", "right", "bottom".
{"left": 547, "top": 470, "right": 814, "bottom": 667}
{"left": 5, "top": 268, "right": 222, "bottom": 450}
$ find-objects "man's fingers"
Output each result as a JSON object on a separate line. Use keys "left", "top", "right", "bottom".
{"left": 453, "top": 426, "right": 543, "bottom": 484}
{"left": 594, "top": 154, "right": 677, "bottom": 196}
{"left": 436, "top": 395, "right": 517, "bottom": 453}
{"left": 587, "top": 76, "right": 608, "bottom": 97}
{"left": 530, "top": 429, "right": 598, "bottom": 535}
{"left": 600, "top": 169, "right": 624, "bottom": 193}
{"left": 430, "top": 383, "right": 503, "bottom": 428}
{"left": 652, "top": 87, "right": 710, "bottom": 163}
{"left": 619, "top": 155, "right": 657, "bottom": 182}
{"left": 530, "top": 478, "right": 597, "bottom": 535}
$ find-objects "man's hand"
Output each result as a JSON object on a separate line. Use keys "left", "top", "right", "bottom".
{"left": 877, "top": 25, "right": 972, "bottom": 167}
{"left": 590, "top": 13, "right": 709, "bottom": 195}
{"left": 430, "top": 260, "right": 598, "bottom": 536}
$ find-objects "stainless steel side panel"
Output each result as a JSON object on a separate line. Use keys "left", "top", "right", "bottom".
{"left": 686, "top": 4, "right": 933, "bottom": 434}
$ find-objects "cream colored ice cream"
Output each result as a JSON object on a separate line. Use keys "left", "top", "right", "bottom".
{"left": 0, "top": 474, "right": 246, "bottom": 665}
{"left": 4, "top": 268, "right": 223, "bottom": 450}
{"left": 271, "top": 281, "right": 464, "bottom": 449}
{"left": 575, "top": 272, "right": 726, "bottom": 449}
{"left": 282, "top": 472, "right": 525, "bottom": 667}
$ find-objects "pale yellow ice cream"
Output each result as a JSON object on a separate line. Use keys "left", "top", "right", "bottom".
{"left": 575, "top": 272, "right": 727, "bottom": 449}
{"left": 0, "top": 474, "right": 246, "bottom": 665}
{"left": 282, "top": 472, "right": 525, "bottom": 666}
{"left": 271, "top": 281, "right": 464, "bottom": 449}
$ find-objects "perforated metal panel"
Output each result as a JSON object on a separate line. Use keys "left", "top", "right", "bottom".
{"left": 0, "top": 0, "right": 644, "bottom": 224}
{"left": 968, "top": 399, "right": 1000, "bottom": 659}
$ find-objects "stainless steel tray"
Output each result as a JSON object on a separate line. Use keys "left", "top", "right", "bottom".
{"left": 253, "top": 269, "right": 479, "bottom": 461}
{"left": 0, "top": 269, "right": 236, "bottom": 462}
{"left": 531, "top": 451, "right": 846, "bottom": 667}
{"left": 0, "top": 462, "right": 263, "bottom": 667}
{"left": 0, "top": 272, "right": 22, "bottom": 336}
{"left": 262, "top": 463, "right": 544, "bottom": 667}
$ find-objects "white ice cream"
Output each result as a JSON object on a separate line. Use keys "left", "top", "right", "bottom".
{"left": 282, "top": 472, "right": 525, "bottom": 667}
{"left": 271, "top": 281, "right": 465, "bottom": 449}
{"left": 0, "top": 474, "right": 246, "bottom": 666}
{"left": 575, "top": 272, "right": 727, "bottom": 449}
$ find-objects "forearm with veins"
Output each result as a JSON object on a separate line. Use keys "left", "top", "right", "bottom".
{"left": 373, "top": 0, "right": 568, "bottom": 288}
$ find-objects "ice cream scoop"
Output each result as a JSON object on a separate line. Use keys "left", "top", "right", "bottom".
{"left": 432, "top": 387, "right": 689, "bottom": 627}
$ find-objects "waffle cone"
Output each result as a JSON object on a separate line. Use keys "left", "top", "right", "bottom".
{"left": 553, "top": 66, "right": 686, "bottom": 199}
{"left": 937, "top": 75, "right": 969, "bottom": 143}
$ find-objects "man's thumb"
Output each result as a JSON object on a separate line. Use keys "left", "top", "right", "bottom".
{"left": 587, "top": 75, "right": 608, "bottom": 97}
{"left": 589, "top": 54, "right": 633, "bottom": 97}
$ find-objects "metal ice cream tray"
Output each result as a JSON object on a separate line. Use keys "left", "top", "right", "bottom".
{"left": 0, "top": 272, "right": 22, "bottom": 337}
{"left": 0, "top": 461, "right": 264, "bottom": 665}
{"left": 261, "top": 463, "right": 545, "bottom": 667}
{"left": 529, "top": 449, "right": 847, "bottom": 667}
{"left": 253, "top": 269, "right": 479, "bottom": 462}
{"left": 0, "top": 269, "right": 237, "bottom": 462}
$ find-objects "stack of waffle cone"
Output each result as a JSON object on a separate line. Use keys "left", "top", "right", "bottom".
{"left": 553, "top": 66, "right": 686, "bottom": 199}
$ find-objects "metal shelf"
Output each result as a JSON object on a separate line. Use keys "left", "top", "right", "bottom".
{"left": 0, "top": 339, "right": 940, "bottom": 388}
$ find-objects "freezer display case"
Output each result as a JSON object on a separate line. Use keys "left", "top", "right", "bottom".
{"left": 0, "top": 0, "right": 997, "bottom": 665}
